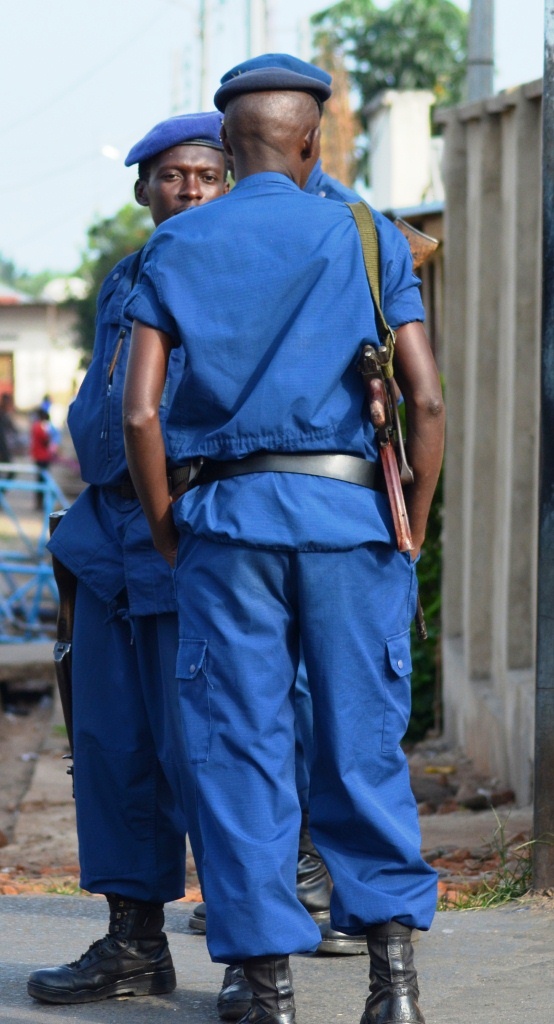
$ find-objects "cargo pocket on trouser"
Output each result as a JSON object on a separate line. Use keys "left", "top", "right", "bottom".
{"left": 176, "top": 638, "right": 211, "bottom": 763}
{"left": 381, "top": 630, "right": 413, "bottom": 753}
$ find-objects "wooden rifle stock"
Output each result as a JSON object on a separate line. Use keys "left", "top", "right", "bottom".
{"left": 360, "top": 347, "right": 428, "bottom": 640}
{"left": 361, "top": 347, "right": 413, "bottom": 554}
{"left": 393, "top": 218, "right": 439, "bottom": 270}
{"left": 379, "top": 436, "right": 413, "bottom": 554}
{"left": 49, "top": 510, "right": 77, "bottom": 769}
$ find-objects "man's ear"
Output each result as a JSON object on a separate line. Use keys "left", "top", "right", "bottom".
{"left": 220, "top": 124, "right": 234, "bottom": 160}
{"left": 301, "top": 124, "right": 320, "bottom": 163}
{"left": 134, "top": 179, "right": 150, "bottom": 208}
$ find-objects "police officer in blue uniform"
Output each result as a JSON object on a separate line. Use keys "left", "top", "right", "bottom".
{"left": 27, "top": 112, "right": 230, "bottom": 1007}
{"left": 123, "top": 54, "right": 444, "bottom": 1024}
{"left": 187, "top": 56, "right": 370, "bottom": 962}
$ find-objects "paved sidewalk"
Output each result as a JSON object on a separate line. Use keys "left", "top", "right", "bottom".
{"left": 1, "top": 894, "right": 553, "bottom": 1024}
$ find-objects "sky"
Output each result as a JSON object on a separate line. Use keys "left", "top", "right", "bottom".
{"left": 0, "top": 0, "right": 545, "bottom": 276}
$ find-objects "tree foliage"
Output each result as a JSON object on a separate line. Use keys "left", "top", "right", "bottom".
{"left": 71, "top": 203, "right": 152, "bottom": 361}
{"left": 0, "top": 252, "right": 59, "bottom": 298}
{"left": 0, "top": 254, "right": 17, "bottom": 286}
{"left": 312, "top": 0, "right": 468, "bottom": 116}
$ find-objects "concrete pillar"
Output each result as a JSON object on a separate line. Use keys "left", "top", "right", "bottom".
{"left": 441, "top": 112, "right": 467, "bottom": 641}
{"left": 467, "top": 0, "right": 494, "bottom": 102}
{"left": 507, "top": 90, "right": 541, "bottom": 671}
{"left": 491, "top": 91, "right": 541, "bottom": 679}
{"left": 462, "top": 110, "right": 502, "bottom": 681}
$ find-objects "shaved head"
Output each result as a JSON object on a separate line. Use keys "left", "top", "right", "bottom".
{"left": 221, "top": 90, "right": 321, "bottom": 186}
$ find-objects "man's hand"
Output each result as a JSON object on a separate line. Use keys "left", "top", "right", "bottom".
{"left": 155, "top": 531, "right": 179, "bottom": 570}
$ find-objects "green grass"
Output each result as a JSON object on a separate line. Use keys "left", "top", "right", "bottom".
{"left": 437, "top": 813, "right": 533, "bottom": 910}
{"left": 44, "top": 881, "right": 84, "bottom": 896}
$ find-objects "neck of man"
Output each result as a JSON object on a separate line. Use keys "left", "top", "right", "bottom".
{"left": 231, "top": 144, "right": 305, "bottom": 188}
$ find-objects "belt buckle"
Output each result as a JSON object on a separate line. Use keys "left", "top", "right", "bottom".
{"left": 188, "top": 457, "right": 204, "bottom": 486}
{"left": 170, "top": 457, "right": 205, "bottom": 501}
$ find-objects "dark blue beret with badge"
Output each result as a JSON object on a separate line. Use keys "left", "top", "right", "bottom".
{"left": 214, "top": 53, "right": 332, "bottom": 112}
{"left": 125, "top": 111, "right": 224, "bottom": 167}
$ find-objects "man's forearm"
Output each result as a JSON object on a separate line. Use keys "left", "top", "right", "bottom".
{"left": 124, "top": 410, "right": 177, "bottom": 560}
{"left": 392, "top": 322, "right": 445, "bottom": 555}
{"left": 403, "top": 403, "right": 445, "bottom": 553}
{"left": 122, "top": 321, "right": 179, "bottom": 566}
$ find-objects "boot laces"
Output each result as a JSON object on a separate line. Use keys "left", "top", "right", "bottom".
{"left": 67, "top": 934, "right": 123, "bottom": 969}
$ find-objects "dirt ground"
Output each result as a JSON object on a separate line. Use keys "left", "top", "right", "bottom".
{"left": 0, "top": 676, "right": 202, "bottom": 901}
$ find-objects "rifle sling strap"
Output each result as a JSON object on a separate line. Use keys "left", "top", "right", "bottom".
{"left": 346, "top": 201, "right": 396, "bottom": 379}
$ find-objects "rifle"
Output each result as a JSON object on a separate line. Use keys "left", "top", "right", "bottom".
{"left": 347, "top": 203, "right": 439, "bottom": 641}
{"left": 392, "top": 217, "right": 439, "bottom": 271}
{"left": 49, "top": 510, "right": 77, "bottom": 786}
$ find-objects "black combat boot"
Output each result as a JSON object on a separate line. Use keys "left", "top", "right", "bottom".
{"left": 217, "top": 963, "right": 253, "bottom": 1020}
{"left": 361, "top": 922, "right": 425, "bottom": 1024}
{"left": 190, "top": 899, "right": 207, "bottom": 931}
{"left": 296, "top": 811, "right": 332, "bottom": 921}
{"left": 238, "top": 955, "right": 295, "bottom": 1024}
{"left": 27, "top": 894, "right": 176, "bottom": 1004}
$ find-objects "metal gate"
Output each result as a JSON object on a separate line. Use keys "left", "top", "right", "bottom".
{"left": 0, "top": 463, "right": 67, "bottom": 642}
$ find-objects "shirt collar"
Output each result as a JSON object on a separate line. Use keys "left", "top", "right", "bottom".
{"left": 231, "top": 172, "right": 302, "bottom": 193}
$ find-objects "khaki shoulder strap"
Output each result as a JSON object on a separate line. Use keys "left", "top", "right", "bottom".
{"left": 346, "top": 201, "right": 396, "bottom": 379}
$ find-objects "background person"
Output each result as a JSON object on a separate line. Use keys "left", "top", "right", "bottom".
{"left": 0, "top": 393, "right": 19, "bottom": 467}
{"left": 30, "top": 406, "right": 57, "bottom": 508}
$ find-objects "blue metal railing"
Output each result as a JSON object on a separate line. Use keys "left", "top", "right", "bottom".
{"left": 0, "top": 463, "right": 67, "bottom": 642}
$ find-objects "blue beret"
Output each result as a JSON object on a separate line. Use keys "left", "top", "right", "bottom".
{"left": 214, "top": 53, "right": 332, "bottom": 112}
{"left": 125, "top": 111, "right": 224, "bottom": 167}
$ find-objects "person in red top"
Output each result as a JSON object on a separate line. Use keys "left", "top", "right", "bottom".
{"left": 30, "top": 407, "right": 57, "bottom": 508}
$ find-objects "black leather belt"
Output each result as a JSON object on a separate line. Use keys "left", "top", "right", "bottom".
{"left": 170, "top": 453, "right": 384, "bottom": 493}
{"left": 107, "top": 479, "right": 138, "bottom": 500}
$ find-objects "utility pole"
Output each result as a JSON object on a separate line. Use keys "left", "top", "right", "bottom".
{"left": 246, "top": 0, "right": 268, "bottom": 58}
{"left": 467, "top": 0, "right": 494, "bottom": 101}
{"left": 199, "top": 0, "right": 211, "bottom": 110}
{"left": 534, "top": 0, "right": 554, "bottom": 891}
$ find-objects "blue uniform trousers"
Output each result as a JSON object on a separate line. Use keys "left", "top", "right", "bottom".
{"left": 173, "top": 536, "right": 438, "bottom": 964}
{"left": 293, "top": 656, "right": 312, "bottom": 813}
{"left": 72, "top": 580, "right": 198, "bottom": 902}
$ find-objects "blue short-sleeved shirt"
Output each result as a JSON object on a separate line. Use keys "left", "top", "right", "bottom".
{"left": 48, "top": 250, "right": 180, "bottom": 615}
{"left": 125, "top": 172, "right": 424, "bottom": 551}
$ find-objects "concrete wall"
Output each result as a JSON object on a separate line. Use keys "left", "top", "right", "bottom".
{"left": 367, "top": 90, "right": 442, "bottom": 209}
{"left": 0, "top": 303, "right": 83, "bottom": 420}
{"left": 436, "top": 80, "right": 542, "bottom": 804}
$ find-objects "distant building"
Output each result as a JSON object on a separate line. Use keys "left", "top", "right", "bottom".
{"left": 0, "top": 279, "right": 86, "bottom": 420}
